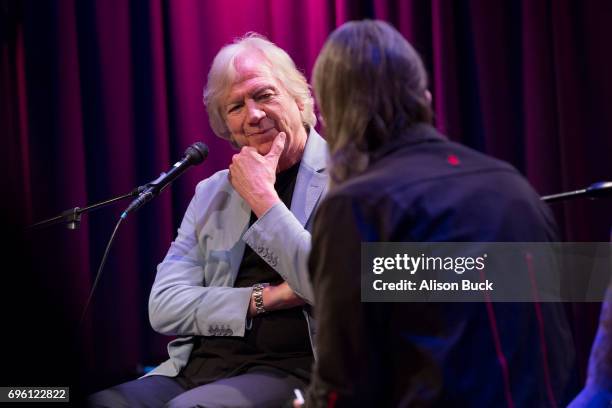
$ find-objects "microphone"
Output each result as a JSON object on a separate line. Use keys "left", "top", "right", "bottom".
{"left": 121, "top": 142, "right": 209, "bottom": 218}
{"left": 541, "top": 181, "right": 612, "bottom": 203}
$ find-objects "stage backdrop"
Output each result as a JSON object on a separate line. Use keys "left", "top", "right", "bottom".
{"left": 2, "top": 0, "right": 611, "bottom": 397}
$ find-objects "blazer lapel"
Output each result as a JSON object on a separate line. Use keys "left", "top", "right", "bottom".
{"left": 291, "top": 128, "right": 328, "bottom": 226}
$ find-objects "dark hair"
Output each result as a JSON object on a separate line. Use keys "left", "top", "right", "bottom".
{"left": 313, "top": 20, "right": 432, "bottom": 184}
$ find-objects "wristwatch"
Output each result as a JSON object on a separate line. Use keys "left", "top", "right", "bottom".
{"left": 252, "top": 283, "right": 269, "bottom": 315}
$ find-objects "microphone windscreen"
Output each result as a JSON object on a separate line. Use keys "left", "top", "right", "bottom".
{"left": 185, "top": 142, "right": 209, "bottom": 164}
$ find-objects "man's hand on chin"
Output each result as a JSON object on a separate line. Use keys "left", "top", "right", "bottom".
{"left": 229, "top": 132, "right": 286, "bottom": 217}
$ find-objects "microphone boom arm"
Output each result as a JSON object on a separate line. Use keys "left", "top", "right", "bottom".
{"left": 27, "top": 188, "right": 142, "bottom": 231}
{"left": 542, "top": 181, "right": 612, "bottom": 203}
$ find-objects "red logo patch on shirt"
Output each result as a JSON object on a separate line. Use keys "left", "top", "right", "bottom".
{"left": 447, "top": 154, "right": 460, "bottom": 166}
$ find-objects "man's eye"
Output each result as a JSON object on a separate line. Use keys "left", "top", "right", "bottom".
{"left": 227, "top": 104, "right": 242, "bottom": 114}
{"left": 257, "top": 93, "right": 273, "bottom": 101}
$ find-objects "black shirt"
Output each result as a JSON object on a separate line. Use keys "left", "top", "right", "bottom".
{"left": 176, "top": 161, "right": 313, "bottom": 388}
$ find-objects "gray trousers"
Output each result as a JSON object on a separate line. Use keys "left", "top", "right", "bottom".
{"left": 87, "top": 366, "right": 307, "bottom": 408}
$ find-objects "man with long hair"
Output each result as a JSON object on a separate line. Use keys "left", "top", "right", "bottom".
{"left": 305, "top": 20, "right": 576, "bottom": 407}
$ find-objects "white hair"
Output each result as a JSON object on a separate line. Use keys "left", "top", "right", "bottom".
{"left": 204, "top": 33, "right": 316, "bottom": 141}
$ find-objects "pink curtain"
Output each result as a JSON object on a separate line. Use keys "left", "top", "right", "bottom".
{"left": 1, "top": 0, "right": 611, "bottom": 397}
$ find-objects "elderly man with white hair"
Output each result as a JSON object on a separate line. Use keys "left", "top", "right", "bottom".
{"left": 89, "top": 34, "right": 328, "bottom": 408}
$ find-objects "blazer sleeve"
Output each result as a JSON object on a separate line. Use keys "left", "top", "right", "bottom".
{"left": 148, "top": 176, "right": 253, "bottom": 338}
{"left": 242, "top": 202, "right": 315, "bottom": 304}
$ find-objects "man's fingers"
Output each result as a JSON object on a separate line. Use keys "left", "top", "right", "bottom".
{"left": 266, "top": 132, "right": 286, "bottom": 161}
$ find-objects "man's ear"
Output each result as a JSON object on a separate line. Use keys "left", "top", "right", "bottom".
{"left": 425, "top": 90, "right": 432, "bottom": 104}
{"left": 296, "top": 98, "right": 305, "bottom": 112}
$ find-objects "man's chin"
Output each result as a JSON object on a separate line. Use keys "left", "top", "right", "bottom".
{"left": 256, "top": 142, "right": 274, "bottom": 155}
{"left": 252, "top": 131, "right": 278, "bottom": 154}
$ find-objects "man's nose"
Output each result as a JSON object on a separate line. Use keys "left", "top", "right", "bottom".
{"left": 246, "top": 100, "right": 265, "bottom": 125}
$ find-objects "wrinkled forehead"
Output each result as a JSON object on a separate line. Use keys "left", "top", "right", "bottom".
{"left": 222, "top": 51, "right": 284, "bottom": 107}
{"left": 231, "top": 49, "right": 274, "bottom": 83}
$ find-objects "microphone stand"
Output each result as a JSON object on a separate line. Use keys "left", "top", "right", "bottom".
{"left": 27, "top": 186, "right": 144, "bottom": 231}
{"left": 26, "top": 184, "right": 152, "bottom": 324}
{"left": 542, "top": 181, "right": 612, "bottom": 203}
